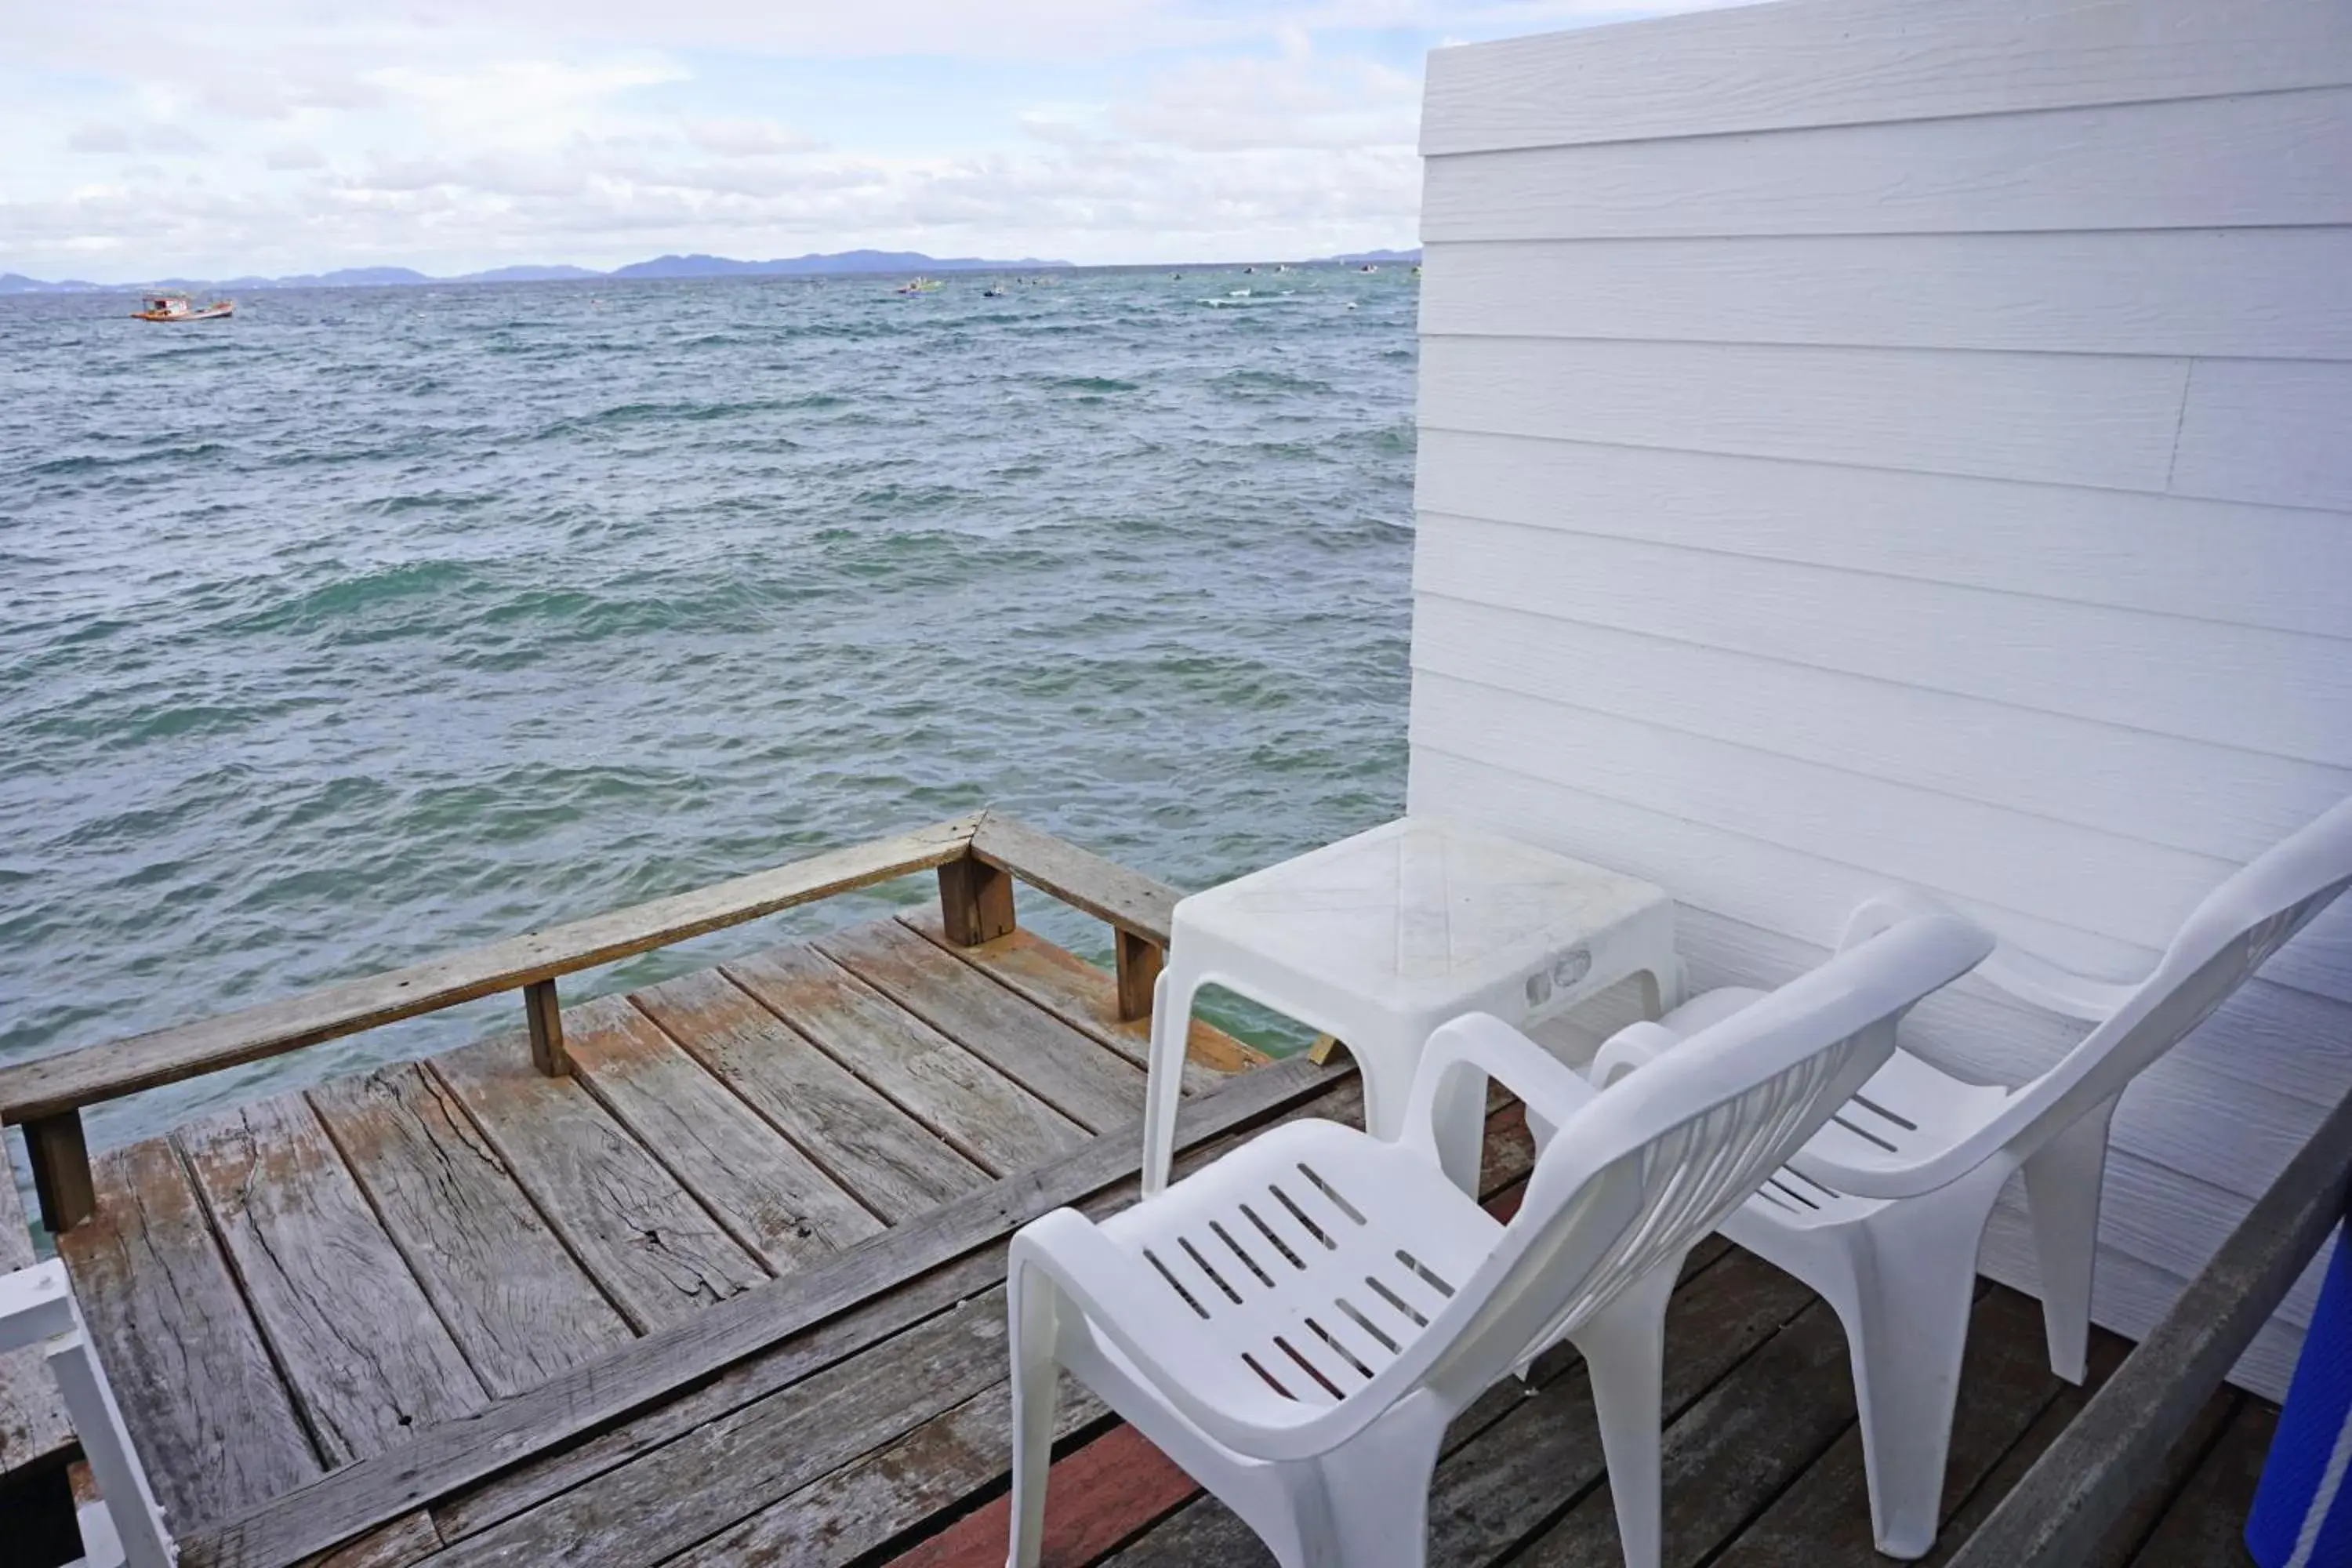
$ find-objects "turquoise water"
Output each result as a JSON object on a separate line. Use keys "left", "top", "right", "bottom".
{"left": 0, "top": 268, "right": 1417, "bottom": 1151}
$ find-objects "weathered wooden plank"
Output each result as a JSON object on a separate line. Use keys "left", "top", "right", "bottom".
{"left": 2118, "top": 1398, "right": 2269, "bottom": 1568}
{"left": 55, "top": 1138, "right": 321, "bottom": 1526}
{"left": 427, "top": 1036, "right": 764, "bottom": 1333}
{"left": 900, "top": 912, "right": 1256, "bottom": 1082}
{"left": 177, "top": 1096, "right": 488, "bottom": 1464}
{"left": 562, "top": 995, "right": 884, "bottom": 1272}
{"left": 725, "top": 943, "right": 1087, "bottom": 1177}
{"left": 632, "top": 967, "right": 985, "bottom": 1224}
{"left": 24, "top": 1112, "right": 95, "bottom": 1233}
{"left": 428, "top": 1075, "right": 1370, "bottom": 1546}
{"left": 872, "top": 1417, "right": 1189, "bottom": 1568}
{"left": 0, "top": 1143, "right": 74, "bottom": 1482}
{"left": 0, "top": 815, "right": 982, "bottom": 1125}
{"left": 181, "top": 1054, "right": 1348, "bottom": 1568}
{"left": 935, "top": 855, "right": 1016, "bottom": 947}
{"left": 814, "top": 918, "right": 1147, "bottom": 1134}
{"left": 520, "top": 982, "right": 564, "bottom": 1078}
{"left": 1945, "top": 1082, "right": 2352, "bottom": 1568}
{"left": 305, "top": 1063, "right": 633, "bottom": 1397}
{"left": 419, "top": 1283, "right": 1024, "bottom": 1567}
{"left": 1116, "top": 927, "right": 1163, "bottom": 1024}
{"left": 969, "top": 814, "right": 1178, "bottom": 946}
{"left": 295, "top": 1512, "right": 443, "bottom": 1568}
{"left": 1711, "top": 1287, "right": 2080, "bottom": 1566}
{"left": 682, "top": 1381, "right": 1108, "bottom": 1567}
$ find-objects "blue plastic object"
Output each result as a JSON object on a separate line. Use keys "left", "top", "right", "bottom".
{"left": 2248, "top": 1227, "right": 2352, "bottom": 1567}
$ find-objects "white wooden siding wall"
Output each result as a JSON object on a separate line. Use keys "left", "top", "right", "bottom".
{"left": 1408, "top": 0, "right": 2352, "bottom": 1398}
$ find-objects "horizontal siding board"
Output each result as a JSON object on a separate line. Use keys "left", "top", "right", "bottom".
{"left": 1421, "top": 0, "right": 2352, "bottom": 154}
{"left": 1410, "top": 595, "right": 2352, "bottom": 863}
{"left": 1414, "top": 430, "right": 2352, "bottom": 640}
{"left": 1414, "top": 514, "right": 2352, "bottom": 771}
{"left": 1417, "top": 336, "right": 2189, "bottom": 492}
{"left": 2172, "top": 360, "right": 2352, "bottom": 512}
{"left": 1418, "top": 232, "right": 2352, "bottom": 362}
{"left": 1422, "top": 87, "right": 2352, "bottom": 239}
{"left": 1408, "top": 670, "right": 2233, "bottom": 950}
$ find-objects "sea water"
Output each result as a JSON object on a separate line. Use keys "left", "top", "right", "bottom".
{"left": 0, "top": 267, "right": 1416, "bottom": 1149}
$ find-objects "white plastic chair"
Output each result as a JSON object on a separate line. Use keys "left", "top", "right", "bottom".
{"left": 0, "top": 1259, "right": 175, "bottom": 1568}
{"left": 1588, "top": 795, "right": 2352, "bottom": 1559}
{"left": 1005, "top": 913, "right": 1992, "bottom": 1568}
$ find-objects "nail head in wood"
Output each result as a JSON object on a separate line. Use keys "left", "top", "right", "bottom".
{"left": 1114, "top": 929, "right": 1163, "bottom": 1024}
{"left": 24, "top": 1112, "right": 96, "bottom": 1232}
{"left": 937, "top": 856, "right": 1017, "bottom": 947}
{"left": 524, "top": 980, "right": 568, "bottom": 1076}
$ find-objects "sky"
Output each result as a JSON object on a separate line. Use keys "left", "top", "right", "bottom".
{"left": 3, "top": 0, "right": 1715, "bottom": 281}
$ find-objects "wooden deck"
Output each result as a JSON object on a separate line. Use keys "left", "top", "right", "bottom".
{"left": 5, "top": 818, "right": 2278, "bottom": 1568}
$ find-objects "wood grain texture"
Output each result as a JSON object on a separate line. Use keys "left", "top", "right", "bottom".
{"left": 725, "top": 942, "right": 1088, "bottom": 1177}
{"left": 180, "top": 1054, "right": 1346, "bottom": 1568}
{"left": 24, "top": 1112, "right": 95, "bottom": 1233}
{"left": 1419, "top": 336, "right": 2189, "bottom": 493}
{"left": 304, "top": 1063, "right": 632, "bottom": 1397}
{"left": 1418, "top": 231, "right": 2352, "bottom": 363}
{"left": 935, "top": 855, "right": 1016, "bottom": 947}
{"left": 1414, "top": 429, "right": 2352, "bottom": 643}
{"left": 1421, "top": 87, "right": 2352, "bottom": 240}
{"left": 561, "top": 994, "right": 884, "bottom": 1272}
{"left": 2122, "top": 1399, "right": 2274, "bottom": 1568}
{"left": 814, "top": 917, "right": 1147, "bottom": 1134}
{"left": 899, "top": 912, "right": 1258, "bottom": 1082}
{"left": 176, "top": 1096, "right": 486, "bottom": 1465}
{"left": 414, "top": 1283, "right": 1019, "bottom": 1568}
{"left": 1419, "top": 0, "right": 2352, "bottom": 154}
{"left": 874, "top": 1417, "right": 1192, "bottom": 1568}
{"left": 0, "top": 815, "right": 980, "bottom": 1125}
{"left": 631, "top": 967, "right": 986, "bottom": 1223}
{"left": 427, "top": 1037, "right": 764, "bottom": 1332}
{"left": 0, "top": 1139, "right": 74, "bottom": 1480}
{"left": 1414, "top": 514, "right": 2352, "bottom": 775}
{"left": 969, "top": 813, "right": 1179, "bottom": 946}
{"left": 293, "top": 1512, "right": 443, "bottom": 1568}
{"left": 54, "top": 1138, "right": 321, "bottom": 1526}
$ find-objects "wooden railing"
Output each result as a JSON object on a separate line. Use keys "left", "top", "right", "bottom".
{"left": 1946, "top": 1084, "right": 2352, "bottom": 1566}
{"left": 0, "top": 811, "right": 1187, "bottom": 1232}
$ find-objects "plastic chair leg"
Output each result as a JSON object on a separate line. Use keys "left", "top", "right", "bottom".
{"left": 1842, "top": 1186, "right": 2001, "bottom": 1559}
{"left": 1005, "top": 1267, "right": 1062, "bottom": 1568}
{"left": 1141, "top": 971, "right": 1197, "bottom": 1197}
{"left": 1313, "top": 1395, "right": 1450, "bottom": 1568}
{"left": 1570, "top": 1259, "right": 1682, "bottom": 1568}
{"left": 2021, "top": 1103, "right": 2115, "bottom": 1385}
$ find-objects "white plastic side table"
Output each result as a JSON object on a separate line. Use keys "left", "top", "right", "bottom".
{"left": 1140, "top": 817, "right": 1679, "bottom": 1196}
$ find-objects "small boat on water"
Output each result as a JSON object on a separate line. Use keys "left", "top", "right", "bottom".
{"left": 132, "top": 292, "right": 233, "bottom": 322}
{"left": 982, "top": 282, "right": 1008, "bottom": 298}
{"left": 895, "top": 277, "right": 942, "bottom": 295}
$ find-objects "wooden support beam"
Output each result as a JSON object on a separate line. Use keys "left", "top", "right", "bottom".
{"left": 523, "top": 980, "right": 567, "bottom": 1076}
{"left": 1114, "top": 929, "right": 1163, "bottom": 1024}
{"left": 936, "top": 855, "right": 1016, "bottom": 948}
{"left": 24, "top": 1113, "right": 95, "bottom": 1233}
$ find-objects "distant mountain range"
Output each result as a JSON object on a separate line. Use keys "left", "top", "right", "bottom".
{"left": 0, "top": 249, "right": 1074, "bottom": 294}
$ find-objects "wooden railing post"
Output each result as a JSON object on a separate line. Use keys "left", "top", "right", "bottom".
{"left": 524, "top": 980, "right": 568, "bottom": 1076}
{"left": 1115, "top": 929, "right": 1163, "bottom": 1023}
{"left": 24, "top": 1112, "right": 95, "bottom": 1232}
{"left": 937, "top": 855, "right": 1016, "bottom": 947}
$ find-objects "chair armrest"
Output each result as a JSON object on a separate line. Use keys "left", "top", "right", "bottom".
{"left": 1588, "top": 1020, "right": 1685, "bottom": 1090}
{"left": 1402, "top": 1012, "right": 1600, "bottom": 1165}
{"left": 1842, "top": 892, "right": 2135, "bottom": 1024}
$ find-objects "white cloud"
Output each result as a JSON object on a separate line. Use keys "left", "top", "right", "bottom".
{"left": 3, "top": 0, "right": 1726, "bottom": 278}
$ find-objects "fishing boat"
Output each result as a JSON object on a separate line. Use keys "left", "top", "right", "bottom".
{"left": 132, "top": 292, "right": 233, "bottom": 322}
{"left": 895, "top": 277, "right": 942, "bottom": 296}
